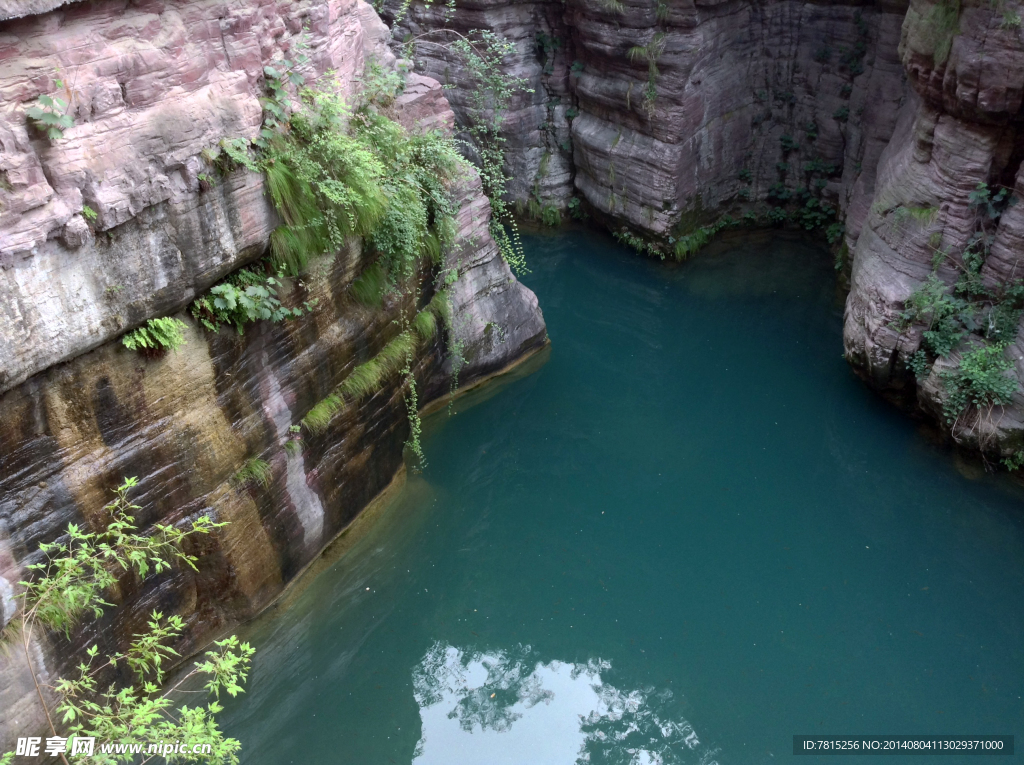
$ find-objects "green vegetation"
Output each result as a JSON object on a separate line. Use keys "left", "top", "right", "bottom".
{"left": 81, "top": 205, "right": 97, "bottom": 223}
{"left": 627, "top": 33, "right": 666, "bottom": 119}
{"left": 536, "top": 33, "right": 562, "bottom": 76}
{"left": 541, "top": 205, "right": 562, "bottom": 226}
{"left": 919, "top": 0, "right": 961, "bottom": 65}
{"left": 567, "top": 197, "right": 588, "bottom": 220}
{"left": 0, "top": 477, "right": 251, "bottom": 765}
{"left": 122, "top": 317, "right": 188, "bottom": 354}
{"left": 191, "top": 265, "right": 316, "bottom": 334}
{"left": 1002, "top": 449, "right": 1024, "bottom": 470}
{"left": 890, "top": 183, "right": 1021, "bottom": 429}
{"left": 442, "top": 31, "right": 533, "bottom": 273}
{"left": 301, "top": 289, "right": 449, "bottom": 455}
{"left": 234, "top": 457, "right": 273, "bottom": 489}
{"left": 940, "top": 344, "right": 1017, "bottom": 425}
{"left": 26, "top": 89, "right": 73, "bottom": 141}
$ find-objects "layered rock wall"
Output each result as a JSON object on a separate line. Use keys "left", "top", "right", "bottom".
{"left": 844, "top": 0, "right": 1024, "bottom": 452}
{"left": 388, "top": 0, "right": 910, "bottom": 232}
{"left": 0, "top": 0, "right": 545, "bottom": 747}
{"left": 396, "top": 0, "right": 1024, "bottom": 455}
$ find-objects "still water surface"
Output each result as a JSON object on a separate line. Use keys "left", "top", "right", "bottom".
{"left": 225, "top": 231, "right": 1024, "bottom": 763}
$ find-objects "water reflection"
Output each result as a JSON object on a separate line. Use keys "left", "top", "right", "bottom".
{"left": 412, "top": 643, "right": 720, "bottom": 765}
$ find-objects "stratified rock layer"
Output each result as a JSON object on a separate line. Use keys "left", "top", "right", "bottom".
{"left": 396, "top": 0, "right": 1024, "bottom": 456}
{"left": 0, "top": 0, "right": 545, "bottom": 747}
{"left": 844, "top": 0, "right": 1024, "bottom": 453}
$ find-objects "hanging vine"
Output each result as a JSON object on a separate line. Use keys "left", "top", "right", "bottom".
{"left": 400, "top": 28, "right": 534, "bottom": 274}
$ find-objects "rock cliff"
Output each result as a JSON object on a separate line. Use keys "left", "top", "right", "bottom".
{"left": 0, "top": 0, "right": 545, "bottom": 747}
{"left": 393, "top": 0, "right": 1024, "bottom": 459}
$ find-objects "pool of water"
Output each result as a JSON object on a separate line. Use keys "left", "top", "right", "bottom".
{"left": 224, "top": 231, "right": 1024, "bottom": 764}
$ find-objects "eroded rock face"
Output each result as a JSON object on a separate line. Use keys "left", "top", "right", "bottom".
{"left": 0, "top": 0, "right": 545, "bottom": 748}
{"left": 0, "top": 0, "right": 389, "bottom": 392}
{"left": 387, "top": 0, "right": 909, "bottom": 231}
{"left": 844, "top": 0, "right": 1024, "bottom": 453}
{"left": 396, "top": 0, "right": 1024, "bottom": 456}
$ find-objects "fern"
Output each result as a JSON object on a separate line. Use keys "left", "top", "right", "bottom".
{"left": 122, "top": 317, "right": 188, "bottom": 353}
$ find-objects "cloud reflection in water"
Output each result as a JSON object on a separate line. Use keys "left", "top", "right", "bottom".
{"left": 412, "top": 643, "right": 721, "bottom": 765}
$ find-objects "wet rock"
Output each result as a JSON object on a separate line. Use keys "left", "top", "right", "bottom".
{"left": 0, "top": 0, "right": 545, "bottom": 749}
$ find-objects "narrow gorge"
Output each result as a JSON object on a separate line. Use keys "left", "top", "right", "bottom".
{"left": 0, "top": 0, "right": 1022, "bottom": 759}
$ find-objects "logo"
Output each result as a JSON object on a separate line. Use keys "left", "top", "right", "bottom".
{"left": 16, "top": 737, "right": 94, "bottom": 758}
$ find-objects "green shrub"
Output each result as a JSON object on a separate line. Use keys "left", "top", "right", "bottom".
{"left": 0, "top": 477, "right": 250, "bottom": 764}
{"left": 122, "top": 317, "right": 188, "bottom": 354}
{"left": 1002, "top": 449, "right": 1024, "bottom": 470}
{"left": 190, "top": 266, "right": 315, "bottom": 334}
{"left": 541, "top": 205, "right": 561, "bottom": 227}
{"left": 567, "top": 197, "right": 588, "bottom": 220}
{"left": 940, "top": 344, "right": 1017, "bottom": 423}
{"left": 26, "top": 92, "right": 73, "bottom": 140}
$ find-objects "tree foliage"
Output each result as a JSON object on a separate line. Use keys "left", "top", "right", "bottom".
{"left": 1, "top": 478, "right": 253, "bottom": 765}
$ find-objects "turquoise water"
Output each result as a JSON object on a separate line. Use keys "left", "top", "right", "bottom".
{"left": 224, "top": 231, "right": 1024, "bottom": 763}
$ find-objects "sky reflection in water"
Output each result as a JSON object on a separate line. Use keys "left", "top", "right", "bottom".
{"left": 412, "top": 643, "right": 714, "bottom": 765}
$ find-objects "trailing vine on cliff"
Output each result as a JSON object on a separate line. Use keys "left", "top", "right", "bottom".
{"left": 397, "top": 27, "right": 533, "bottom": 273}
{"left": 194, "top": 58, "right": 471, "bottom": 466}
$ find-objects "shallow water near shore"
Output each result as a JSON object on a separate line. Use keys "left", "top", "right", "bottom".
{"left": 224, "top": 230, "right": 1024, "bottom": 764}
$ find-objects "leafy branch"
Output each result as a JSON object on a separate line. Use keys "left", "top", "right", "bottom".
{"left": 1, "top": 478, "right": 252, "bottom": 764}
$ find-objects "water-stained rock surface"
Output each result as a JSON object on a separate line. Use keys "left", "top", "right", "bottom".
{"left": 0, "top": 0, "right": 545, "bottom": 747}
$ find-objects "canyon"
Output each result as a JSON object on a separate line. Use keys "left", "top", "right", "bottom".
{"left": 0, "top": 0, "right": 1023, "bottom": 751}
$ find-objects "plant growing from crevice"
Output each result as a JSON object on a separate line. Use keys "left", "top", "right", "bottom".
{"left": 627, "top": 33, "right": 666, "bottom": 119}
{"left": 26, "top": 86, "right": 74, "bottom": 141}
{"left": 940, "top": 344, "right": 1017, "bottom": 425}
{"left": 190, "top": 264, "right": 317, "bottom": 335}
{"left": 0, "top": 477, "right": 250, "bottom": 765}
{"left": 122, "top": 317, "right": 188, "bottom": 355}
{"left": 234, "top": 457, "right": 273, "bottom": 489}
{"left": 535, "top": 33, "right": 562, "bottom": 76}
{"left": 300, "top": 289, "right": 450, "bottom": 467}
